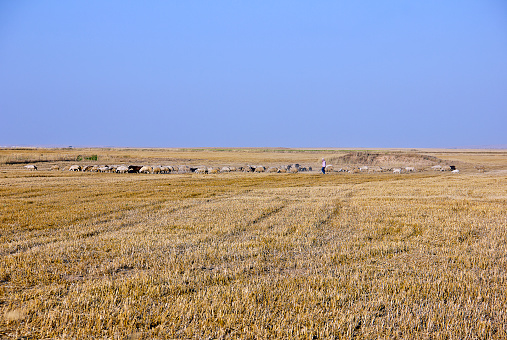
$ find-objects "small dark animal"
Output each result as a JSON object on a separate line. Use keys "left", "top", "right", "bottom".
{"left": 128, "top": 165, "right": 142, "bottom": 173}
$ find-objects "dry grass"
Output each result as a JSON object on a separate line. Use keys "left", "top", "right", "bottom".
{"left": 0, "top": 149, "right": 506, "bottom": 339}
{"left": 424, "top": 150, "right": 507, "bottom": 170}
{"left": 0, "top": 147, "right": 343, "bottom": 168}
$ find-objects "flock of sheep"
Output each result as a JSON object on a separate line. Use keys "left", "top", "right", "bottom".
{"left": 23, "top": 163, "right": 459, "bottom": 174}
{"left": 38, "top": 164, "right": 313, "bottom": 174}
{"left": 328, "top": 165, "right": 458, "bottom": 173}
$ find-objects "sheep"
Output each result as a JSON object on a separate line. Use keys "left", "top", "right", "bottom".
{"left": 139, "top": 166, "right": 152, "bottom": 174}
{"left": 431, "top": 165, "right": 442, "bottom": 171}
{"left": 278, "top": 165, "right": 288, "bottom": 172}
{"left": 325, "top": 165, "right": 334, "bottom": 172}
{"left": 128, "top": 165, "right": 142, "bottom": 173}
{"left": 267, "top": 167, "right": 278, "bottom": 173}
{"left": 208, "top": 167, "right": 220, "bottom": 174}
{"left": 393, "top": 168, "right": 401, "bottom": 174}
{"left": 24, "top": 164, "right": 37, "bottom": 170}
{"left": 69, "top": 165, "right": 81, "bottom": 171}
{"left": 152, "top": 166, "right": 162, "bottom": 174}
{"left": 50, "top": 165, "right": 60, "bottom": 171}
{"left": 220, "top": 166, "right": 231, "bottom": 173}
{"left": 254, "top": 166, "right": 265, "bottom": 173}
{"left": 99, "top": 166, "right": 111, "bottom": 172}
{"left": 81, "top": 165, "right": 93, "bottom": 172}
{"left": 290, "top": 166, "right": 299, "bottom": 173}
{"left": 195, "top": 167, "right": 207, "bottom": 174}
{"left": 243, "top": 166, "right": 254, "bottom": 172}
{"left": 359, "top": 166, "right": 368, "bottom": 172}
{"left": 451, "top": 169, "right": 460, "bottom": 174}
{"left": 116, "top": 165, "right": 129, "bottom": 173}
{"left": 405, "top": 167, "right": 415, "bottom": 172}
{"left": 178, "top": 165, "right": 190, "bottom": 173}
{"left": 286, "top": 164, "right": 299, "bottom": 172}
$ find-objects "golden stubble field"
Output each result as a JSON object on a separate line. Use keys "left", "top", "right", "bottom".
{"left": 0, "top": 148, "right": 506, "bottom": 339}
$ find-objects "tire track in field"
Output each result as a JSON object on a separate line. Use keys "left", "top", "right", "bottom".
{"left": 2, "top": 188, "right": 269, "bottom": 257}
{"left": 0, "top": 202, "right": 164, "bottom": 257}
{"left": 313, "top": 200, "right": 342, "bottom": 228}
{"left": 246, "top": 204, "right": 287, "bottom": 227}
{"left": 1, "top": 189, "right": 256, "bottom": 257}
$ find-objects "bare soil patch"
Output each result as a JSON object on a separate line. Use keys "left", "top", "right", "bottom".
{"left": 330, "top": 151, "right": 448, "bottom": 168}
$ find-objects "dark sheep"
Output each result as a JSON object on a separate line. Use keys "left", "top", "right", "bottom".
{"left": 128, "top": 165, "right": 142, "bottom": 173}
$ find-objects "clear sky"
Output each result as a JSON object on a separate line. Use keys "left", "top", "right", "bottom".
{"left": 1, "top": 1, "right": 506, "bottom": 148}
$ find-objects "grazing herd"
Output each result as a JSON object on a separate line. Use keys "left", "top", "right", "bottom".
{"left": 22, "top": 163, "right": 461, "bottom": 174}
{"left": 45, "top": 163, "right": 314, "bottom": 174}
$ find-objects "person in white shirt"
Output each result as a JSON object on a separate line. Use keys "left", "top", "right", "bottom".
{"left": 321, "top": 159, "right": 326, "bottom": 174}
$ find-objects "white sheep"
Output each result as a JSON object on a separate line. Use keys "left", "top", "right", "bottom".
{"left": 451, "top": 169, "right": 460, "bottom": 174}
{"left": 393, "top": 168, "right": 401, "bottom": 174}
{"left": 116, "top": 165, "right": 129, "bottom": 173}
{"left": 139, "top": 166, "right": 152, "bottom": 174}
{"left": 24, "top": 164, "right": 37, "bottom": 170}
{"left": 178, "top": 165, "right": 190, "bottom": 173}
{"left": 69, "top": 165, "right": 81, "bottom": 171}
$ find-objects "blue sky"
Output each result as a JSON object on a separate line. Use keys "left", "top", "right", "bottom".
{"left": 1, "top": 1, "right": 506, "bottom": 148}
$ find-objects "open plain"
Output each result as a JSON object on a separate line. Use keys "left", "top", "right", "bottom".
{"left": 1, "top": 148, "right": 506, "bottom": 339}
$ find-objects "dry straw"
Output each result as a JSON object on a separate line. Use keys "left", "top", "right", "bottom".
{"left": 0, "top": 148, "right": 506, "bottom": 338}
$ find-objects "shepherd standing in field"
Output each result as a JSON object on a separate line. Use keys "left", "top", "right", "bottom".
{"left": 321, "top": 158, "right": 326, "bottom": 174}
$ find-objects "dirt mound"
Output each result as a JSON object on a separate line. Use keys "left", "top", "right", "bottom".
{"left": 330, "top": 152, "right": 443, "bottom": 167}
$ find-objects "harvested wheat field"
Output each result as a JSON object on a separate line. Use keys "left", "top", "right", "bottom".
{"left": 1, "top": 148, "right": 506, "bottom": 339}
